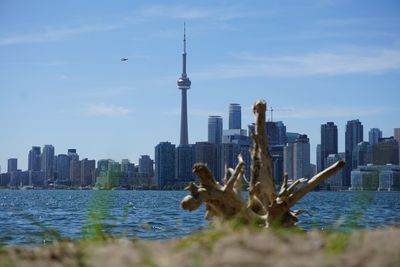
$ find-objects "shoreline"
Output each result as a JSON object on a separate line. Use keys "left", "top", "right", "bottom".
{"left": 1, "top": 226, "right": 399, "bottom": 267}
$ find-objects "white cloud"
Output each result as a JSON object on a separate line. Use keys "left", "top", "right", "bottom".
{"left": 195, "top": 49, "right": 400, "bottom": 79}
{"left": 0, "top": 24, "right": 120, "bottom": 45}
{"left": 86, "top": 103, "right": 132, "bottom": 116}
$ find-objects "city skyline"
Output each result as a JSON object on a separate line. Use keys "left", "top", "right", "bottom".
{"left": 1, "top": 1, "right": 400, "bottom": 170}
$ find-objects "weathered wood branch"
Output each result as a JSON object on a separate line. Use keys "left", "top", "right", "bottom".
{"left": 181, "top": 99, "right": 345, "bottom": 228}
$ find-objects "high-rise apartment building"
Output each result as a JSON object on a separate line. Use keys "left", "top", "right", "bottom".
{"left": 325, "top": 153, "right": 345, "bottom": 190}
{"left": 395, "top": 128, "right": 400, "bottom": 165}
{"left": 284, "top": 134, "right": 310, "bottom": 180}
{"left": 320, "top": 122, "right": 338, "bottom": 170}
{"left": 70, "top": 159, "right": 81, "bottom": 186}
{"left": 67, "top": 149, "right": 79, "bottom": 161}
{"left": 194, "top": 142, "right": 221, "bottom": 181}
{"left": 229, "top": 103, "right": 241, "bottom": 130}
{"left": 248, "top": 121, "right": 287, "bottom": 148}
{"left": 139, "top": 155, "right": 154, "bottom": 177}
{"left": 208, "top": 116, "right": 223, "bottom": 144}
{"left": 41, "top": 145, "right": 55, "bottom": 181}
{"left": 56, "top": 154, "right": 70, "bottom": 182}
{"left": 352, "top": 141, "right": 372, "bottom": 169}
{"left": 316, "top": 144, "right": 322, "bottom": 172}
{"left": 7, "top": 158, "right": 18, "bottom": 173}
{"left": 81, "top": 158, "right": 96, "bottom": 186}
{"left": 345, "top": 119, "right": 363, "bottom": 186}
{"left": 369, "top": 128, "right": 382, "bottom": 146}
{"left": 372, "top": 137, "right": 399, "bottom": 165}
{"left": 175, "top": 145, "right": 195, "bottom": 184}
{"left": 155, "top": 142, "right": 175, "bottom": 189}
{"left": 28, "top": 146, "right": 41, "bottom": 171}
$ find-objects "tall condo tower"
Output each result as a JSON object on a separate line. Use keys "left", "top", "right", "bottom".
{"left": 177, "top": 23, "right": 191, "bottom": 145}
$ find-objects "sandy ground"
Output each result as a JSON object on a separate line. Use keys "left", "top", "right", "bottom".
{"left": 1, "top": 227, "right": 399, "bottom": 267}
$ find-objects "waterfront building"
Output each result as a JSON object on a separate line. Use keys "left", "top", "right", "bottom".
{"left": 325, "top": 153, "right": 345, "bottom": 190}
{"left": 29, "top": 170, "right": 45, "bottom": 187}
{"left": 56, "top": 154, "right": 70, "bottom": 182}
{"left": 287, "top": 132, "right": 300, "bottom": 143}
{"left": 175, "top": 145, "right": 195, "bottom": 185}
{"left": 97, "top": 159, "right": 110, "bottom": 174}
{"left": 222, "top": 130, "right": 252, "bottom": 180}
{"left": 194, "top": 142, "right": 220, "bottom": 181}
{"left": 270, "top": 145, "right": 284, "bottom": 185}
{"left": 316, "top": 144, "right": 322, "bottom": 172}
{"left": 229, "top": 103, "right": 241, "bottom": 130}
{"left": 352, "top": 141, "right": 372, "bottom": 169}
{"left": 284, "top": 134, "right": 311, "bottom": 180}
{"left": 139, "top": 155, "right": 154, "bottom": 177}
{"left": 351, "top": 164, "right": 400, "bottom": 191}
{"left": 345, "top": 119, "right": 363, "bottom": 186}
{"left": 10, "top": 170, "right": 29, "bottom": 187}
{"left": 320, "top": 122, "right": 338, "bottom": 170}
{"left": 155, "top": 142, "right": 176, "bottom": 189}
{"left": 81, "top": 158, "right": 96, "bottom": 186}
{"left": 379, "top": 165, "right": 400, "bottom": 191}
{"left": 177, "top": 24, "right": 191, "bottom": 146}
{"left": 67, "top": 149, "right": 79, "bottom": 161}
{"left": 395, "top": 128, "right": 400, "bottom": 165}
{"left": 248, "top": 121, "right": 287, "bottom": 148}
{"left": 372, "top": 137, "right": 399, "bottom": 165}
{"left": 369, "top": 128, "right": 382, "bottom": 146}
{"left": 41, "top": 145, "right": 55, "bottom": 181}
{"left": 0, "top": 173, "right": 10, "bottom": 187}
{"left": 70, "top": 160, "right": 81, "bottom": 186}
{"left": 208, "top": 116, "right": 223, "bottom": 144}
{"left": 7, "top": 158, "right": 18, "bottom": 173}
{"left": 28, "top": 146, "right": 41, "bottom": 171}
{"left": 95, "top": 160, "right": 123, "bottom": 189}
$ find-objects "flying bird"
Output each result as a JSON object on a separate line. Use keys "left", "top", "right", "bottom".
{"left": 121, "top": 58, "right": 128, "bottom": 61}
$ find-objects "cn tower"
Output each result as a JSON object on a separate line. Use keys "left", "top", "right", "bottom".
{"left": 177, "top": 23, "right": 191, "bottom": 145}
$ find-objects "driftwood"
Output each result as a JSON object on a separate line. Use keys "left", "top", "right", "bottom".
{"left": 181, "top": 100, "right": 345, "bottom": 227}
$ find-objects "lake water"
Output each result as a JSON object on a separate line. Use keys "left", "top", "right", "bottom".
{"left": 0, "top": 190, "right": 399, "bottom": 245}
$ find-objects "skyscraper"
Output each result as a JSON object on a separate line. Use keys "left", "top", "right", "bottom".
{"left": 325, "top": 153, "right": 345, "bottom": 190}
{"left": 56, "top": 154, "right": 70, "bottom": 182}
{"left": 316, "top": 144, "right": 322, "bottom": 172}
{"left": 320, "top": 122, "right": 338, "bottom": 170}
{"left": 345, "top": 119, "right": 363, "bottom": 186}
{"left": 28, "top": 146, "right": 41, "bottom": 171}
{"left": 284, "top": 134, "right": 310, "bottom": 180}
{"left": 372, "top": 138, "right": 399, "bottom": 165}
{"left": 175, "top": 145, "right": 195, "bottom": 184}
{"left": 177, "top": 23, "right": 191, "bottom": 146}
{"left": 248, "top": 121, "right": 287, "bottom": 148}
{"left": 81, "top": 158, "right": 96, "bottom": 186}
{"left": 67, "top": 149, "right": 79, "bottom": 161}
{"left": 139, "top": 155, "right": 154, "bottom": 177}
{"left": 369, "top": 128, "right": 382, "bottom": 146}
{"left": 208, "top": 116, "right": 223, "bottom": 144}
{"left": 155, "top": 142, "right": 176, "bottom": 189}
{"left": 352, "top": 141, "right": 372, "bottom": 168}
{"left": 395, "top": 128, "right": 400, "bottom": 165}
{"left": 7, "top": 158, "right": 17, "bottom": 173}
{"left": 229, "top": 103, "right": 241, "bottom": 130}
{"left": 41, "top": 145, "right": 55, "bottom": 181}
{"left": 194, "top": 142, "right": 221, "bottom": 181}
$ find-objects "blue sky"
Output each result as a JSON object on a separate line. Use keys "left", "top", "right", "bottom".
{"left": 1, "top": 0, "right": 399, "bottom": 170}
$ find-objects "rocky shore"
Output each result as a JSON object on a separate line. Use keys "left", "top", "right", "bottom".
{"left": 1, "top": 227, "right": 399, "bottom": 267}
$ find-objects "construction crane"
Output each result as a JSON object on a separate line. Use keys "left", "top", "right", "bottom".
{"left": 267, "top": 107, "right": 292, "bottom": 122}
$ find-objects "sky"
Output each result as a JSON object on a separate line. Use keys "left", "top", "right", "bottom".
{"left": 1, "top": 0, "right": 399, "bottom": 171}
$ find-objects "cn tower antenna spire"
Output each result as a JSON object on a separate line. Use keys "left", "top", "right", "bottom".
{"left": 177, "top": 22, "right": 191, "bottom": 146}
{"left": 184, "top": 22, "right": 186, "bottom": 53}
